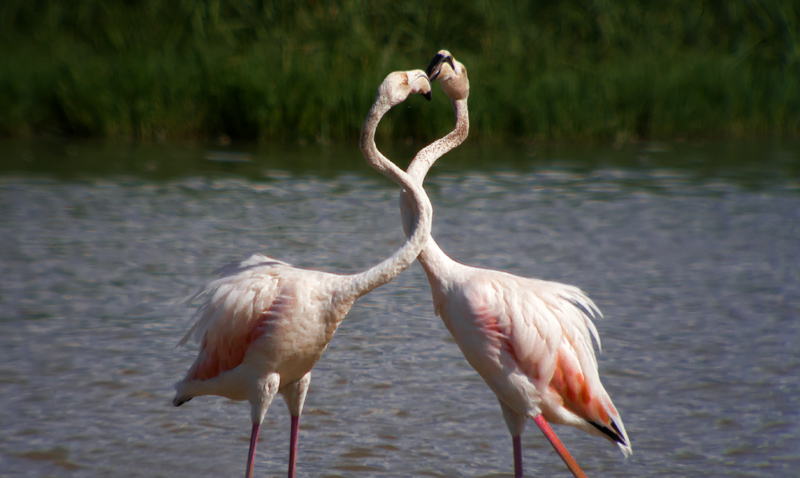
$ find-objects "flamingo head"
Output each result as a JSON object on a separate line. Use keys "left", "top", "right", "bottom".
{"left": 426, "top": 50, "right": 469, "bottom": 101}
{"left": 379, "top": 70, "right": 433, "bottom": 107}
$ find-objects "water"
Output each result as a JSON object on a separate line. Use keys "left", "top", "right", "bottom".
{"left": 1, "top": 139, "right": 798, "bottom": 477}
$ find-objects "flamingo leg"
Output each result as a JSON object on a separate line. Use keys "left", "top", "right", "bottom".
{"left": 512, "top": 435, "right": 523, "bottom": 478}
{"left": 245, "top": 422, "right": 261, "bottom": 478}
{"left": 282, "top": 373, "right": 310, "bottom": 478}
{"left": 532, "top": 415, "right": 587, "bottom": 478}
{"left": 287, "top": 415, "right": 300, "bottom": 478}
{"left": 499, "top": 401, "right": 527, "bottom": 478}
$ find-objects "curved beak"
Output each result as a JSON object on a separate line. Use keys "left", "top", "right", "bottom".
{"left": 426, "top": 51, "right": 456, "bottom": 81}
{"left": 405, "top": 70, "right": 433, "bottom": 101}
{"left": 412, "top": 71, "right": 433, "bottom": 101}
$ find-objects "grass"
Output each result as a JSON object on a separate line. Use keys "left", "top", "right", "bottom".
{"left": 0, "top": 0, "right": 798, "bottom": 142}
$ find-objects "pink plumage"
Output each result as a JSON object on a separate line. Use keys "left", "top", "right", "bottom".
{"left": 173, "top": 70, "right": 435, "bottom": 478}
{"left": 396, "top": 50, "right": 631, "bottom": 478}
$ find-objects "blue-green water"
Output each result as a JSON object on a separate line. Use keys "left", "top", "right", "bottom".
{"left": 0, "top": 140, "right": 798, "bottom": 477}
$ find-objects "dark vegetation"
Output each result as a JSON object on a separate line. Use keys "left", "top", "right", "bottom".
{"left": 0, "top": 1, "right": 798, "bottom": 142}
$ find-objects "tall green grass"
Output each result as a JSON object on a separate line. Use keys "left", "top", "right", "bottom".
{"left": 0, "top": 0, "right": 797, "bottom": 141}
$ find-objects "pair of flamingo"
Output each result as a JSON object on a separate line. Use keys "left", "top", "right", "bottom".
{"left": 173, "top": 51, "right": 631, "bottom": 478}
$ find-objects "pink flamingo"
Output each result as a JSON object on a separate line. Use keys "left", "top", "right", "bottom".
{"left": 173, "top": 69, "right": 434, "bottom": 478}
{"left": 397, "top": 50, "right": 632, "bottom": 477}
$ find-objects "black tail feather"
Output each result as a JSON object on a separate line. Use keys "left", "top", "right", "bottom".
{"left": 173, "top": 396, "right": 192, "bottom": 407}
{"left": 589, "top": 420, "right": 626, "bottom": 446}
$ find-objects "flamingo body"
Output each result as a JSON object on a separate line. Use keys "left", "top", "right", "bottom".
{"left": 173, "top": 69, "right": 435, "bottom": 478}
{"left": 173, "top": 256, "right": 353, "bottom": 407}
{"left": 429, "top": 263, "right": 627, "bottom": 448}
{"left": 397, "top": 51, "right": 630, "bottom": 477}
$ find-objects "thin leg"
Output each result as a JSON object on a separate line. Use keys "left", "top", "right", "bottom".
{"left": 512, "top": 434, "right": 523, "bottom": 478}
{"left": 532, "top": 415, "right": 587, "bottom": 478}
{"left": 282, "top": 373, "right": 310, "bottom": 478}
{"left": 498, "top": 401, "right": 526, "bottom": 478}
{"left": 287, "top": 415, "right": 300, "bottom": 478}
{"left": 245, "top": 422, "right": 261, "bottom": 478}
{"left": 245, "top": 373, "right": 281, "bottom": 478}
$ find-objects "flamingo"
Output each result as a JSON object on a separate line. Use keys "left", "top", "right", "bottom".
{"left": 396, "top": 50, "right": 632, "bottom": 478}
{"left": 173, "top": 69, "right": 435, "bottom": 478}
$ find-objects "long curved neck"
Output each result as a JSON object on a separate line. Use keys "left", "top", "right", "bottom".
{"left": 407, "top": 97, "right": 469, "bottom": 184}
{"left": 400, "top": 97, "right": 469, "bottom": 278}
{"left": 349, "top": 95, "right": 433, "bottom": 298}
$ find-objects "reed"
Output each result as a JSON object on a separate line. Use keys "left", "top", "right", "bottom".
{"left": 1, "top": 0, "right": 797, "bottom": 141}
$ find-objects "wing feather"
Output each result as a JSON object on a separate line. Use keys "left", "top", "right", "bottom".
{"left": 178, "top": 254, "right": 291, "bottom": 380}
{"left": 500, "top": 273, "right": 603, "bottom": 392}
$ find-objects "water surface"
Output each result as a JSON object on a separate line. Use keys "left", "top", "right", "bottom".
{"left": 1, "top": 139, "right": 798, "bottom": 477}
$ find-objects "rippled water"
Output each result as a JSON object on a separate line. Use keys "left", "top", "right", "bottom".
{"left": 1, "top": 140, "right": 798, "bottom": 477}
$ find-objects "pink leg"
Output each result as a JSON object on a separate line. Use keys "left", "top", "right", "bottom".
{"left": 532, "top": 415, "right": 587, "bottom": 478}
{"left": 512, "top": 435, "right": 523, "bottom": 478}
{"left": 287, "top": 415, "right": 300, "bottom": 478}
{"left": 245, "top": 422, "right": 260, "bottom": 478}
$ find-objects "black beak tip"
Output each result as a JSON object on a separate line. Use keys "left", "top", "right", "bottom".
{"left": 425, "top": 52, "right": 455, "bottom": 81}
{"left": 425, "top": 53, "right": 446, "bottom": 78}
{"left": 423, "top": 91, "right": 432, "bottom": 101}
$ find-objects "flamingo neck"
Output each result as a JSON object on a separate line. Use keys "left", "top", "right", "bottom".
{"left": 407, "top": 97, "right": 468, "bottom": 183}
{"left": 417, "top": 238, "right": 461, "bottom": 285}
{"left": 349, "top": 93, "right": 433, "bottom": 299}
{"left": 400, "top": 96, "right": 469, "bottom": 285}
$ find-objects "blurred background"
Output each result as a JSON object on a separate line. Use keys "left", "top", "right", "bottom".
{"left": 0, "top": 0, "right": 798, "bottom": 143}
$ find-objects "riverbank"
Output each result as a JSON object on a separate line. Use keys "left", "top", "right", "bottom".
{"left": 1, "top": 1, "right": 797, "bottom": 142}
